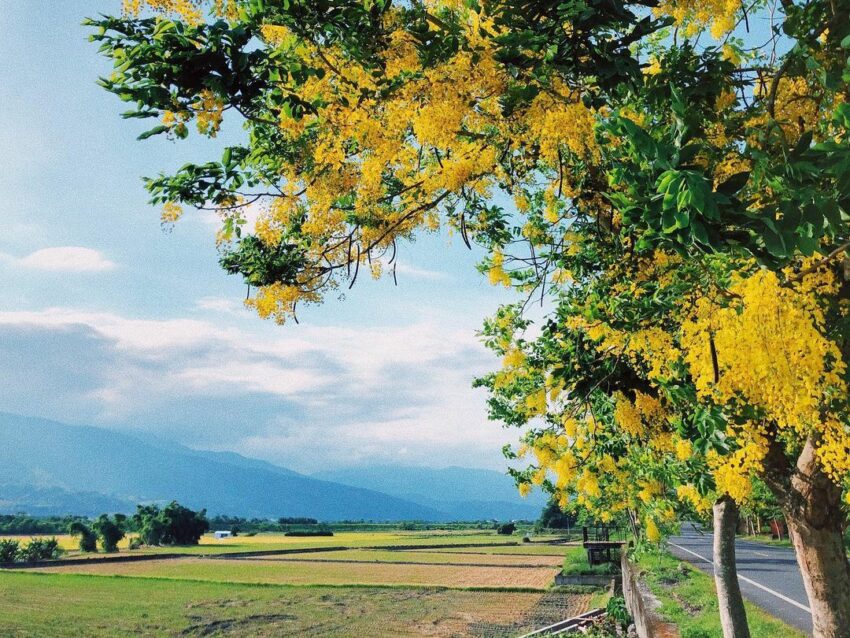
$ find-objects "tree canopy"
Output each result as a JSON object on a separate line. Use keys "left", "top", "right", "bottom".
{"left": 133, "top": 502, "right": 209, "bottom": 546}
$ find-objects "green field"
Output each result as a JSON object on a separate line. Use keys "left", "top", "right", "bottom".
{"left": 0, "top": 531, "right": 594, "bottom": 636}
{"left": 0, "top": 571, "right": 592, "bottom": 637}
{"left": 10, "top": 530, "right": 534, "bottom": 559}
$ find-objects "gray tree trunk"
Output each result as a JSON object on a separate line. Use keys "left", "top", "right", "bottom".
{"left": 764, "top": 439, "right": 850, "bottom": 638}
{"left": 713, "top": 495, "right": 751, "bottom": 638}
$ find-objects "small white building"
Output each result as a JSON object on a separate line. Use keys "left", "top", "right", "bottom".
{"left": 213, "top": 530, "right": 232, "bottom": 539}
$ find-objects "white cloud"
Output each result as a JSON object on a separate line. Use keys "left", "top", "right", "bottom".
{"left": 12, "top": 247, "right": 115, "bottom": 272}
{"left": 0, "top": 307, "right": 517, "bottom": 471}
{"left": 392, "top": 260, "right": 449, "bottom": 281}
{"left": 195, "top": 296, "right": 247, "bottom": 316}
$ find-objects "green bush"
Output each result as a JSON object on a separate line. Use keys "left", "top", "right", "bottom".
{"left": 606, "top": 596, "right": 631, "bottom": 630}
{"left": 19, "top": 538, "right": 62, "bottom": 562}
{"left": 0, "top": 539, "right": 20, "bottom": 563}
{"left": 68, "top": 521, "right": 98, "bottom": 552}
{"left": 93, "top": 515, "right": 126, "bottom": 553}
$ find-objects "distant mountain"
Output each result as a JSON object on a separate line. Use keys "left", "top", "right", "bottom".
{"left": 0, "top": 484, "right": 134, "bottom": 517}
{"left": 0, "top": 413, "right": 444, "bottom": 521}
{"left": 314, "top": 465, "right": 546, "bottom": 521}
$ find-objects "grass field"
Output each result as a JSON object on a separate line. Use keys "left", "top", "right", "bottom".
{"left": 0, "top": 530, "right": 596, "bottom": 635}
{"left": 4, "top": 530, "right": 532, "bottom": 559}
{"left": 36, "top": 557, "right": 560, "bottom": 589}
{"left": 561, "top": 547, "right": 620, "bottom": 577}
{"left": 637, "top": 550, "right": 806, "bottom": 638}
{"left": 0, "top": 571, "right": 592, "bottom": 637}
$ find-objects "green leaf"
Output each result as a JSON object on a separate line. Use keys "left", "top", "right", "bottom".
{"left": 762, "top": 226, "right": 787, "bottom": 257}
{"left": 137, "top": 125, "right": 170, "bottom": 140}
{"left": 715, "top": 171, "right": 750, "bottom": 196}
{"left": 691, "top": 219, "right": 709, "bottom": 245}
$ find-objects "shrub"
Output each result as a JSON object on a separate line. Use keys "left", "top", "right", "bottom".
{"left": 93, "top": 515, "right": 126, "bottom": 553}
{"left": 606, "top": 596, "right": 631, "bottom": 630}
{"left": 496, "top": 522, "right": 516, "bottom": 535}
{"left": 19, "top": 537, "right": 62, "bottom": 562}
{"left": 68, "top": 521, "right": 98, "bottom": 552}
{"left": 0, "top": 539, "right": 19, "bottom": 563}
{"left": 127, "top": 537, "right": 143, "bottom": 550}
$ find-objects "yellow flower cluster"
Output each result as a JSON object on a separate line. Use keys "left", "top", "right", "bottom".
{"left": 676, "top": 484, "right": 712, "bottom": 514}
{"left": 160, "top": 201, "right": 183, "bottom": 225}
{"left": 709, "top": 430, "right": 768, "bottom": 503}
{"left": 488, "top": 251, "right": 512, "bottom": 287}
{"left": 245, "top": 283, "right": 320, "bottom": 325}
{"left": 816, "top": 419, "right": 850, "bottom": 484}
{"left": 613, "top": 392, "right": 665, "bottom": 438}
{"left": 680, "top": 269, "right": 846, "bottom": 435}
{"left": 654, "top": 0, "right": 739, "bottom": 38}
{"left": 578, "top": 318, "right": 680, "bottom": 382}
{"left": 123, "top": 0, "right": 203, "bottom": 23}
{"left": 772, "top": 77, "right": 827, "bottom": 142}
{"left": 192, "top": 90, "right": 224, "bottom": 137}
{"left": 524, "top": 87, "right": 599, "bottom": 167}
{"left": 645, "top": 516, "right": 661, "bottom": 542}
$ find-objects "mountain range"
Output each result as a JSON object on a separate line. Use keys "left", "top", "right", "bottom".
{"left": 0, "top": 412, "right": 543, "bottom": 521}
{"left": 315, "top": 465, "right": 545, "bottom": 521}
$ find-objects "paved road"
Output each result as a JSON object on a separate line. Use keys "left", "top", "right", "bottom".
{"left": 668, "top": 524, "right": 812, "bottom": 635}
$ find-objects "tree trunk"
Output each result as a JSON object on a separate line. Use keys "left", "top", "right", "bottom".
{"left": 714, "top": 496, "right": 751, "bottom": 638}
{"left": 764, "top": 438, "right": 850, "bottom": 638}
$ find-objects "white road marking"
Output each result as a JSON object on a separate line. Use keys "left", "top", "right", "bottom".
{"left": 668, "top": 541, "right": 812, "bottom": 614}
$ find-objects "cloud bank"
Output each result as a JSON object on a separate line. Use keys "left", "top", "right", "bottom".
{"left": 0, "top": 307, "right": 514, "bottom": 472}
{"left": 5, "top": 247, "right": 116, "bottom": 272}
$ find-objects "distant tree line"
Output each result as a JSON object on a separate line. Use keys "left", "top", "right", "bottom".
{"left": 0, "top": 514, "right": 89, "bottom": 535}
{"left": 208, "top": 515, "right": 319, "bottom": 535}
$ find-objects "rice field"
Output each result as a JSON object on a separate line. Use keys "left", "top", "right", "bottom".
{"left": 410, "top": 544, "right": 577, "bottom": 556}
{"left": 7, "top": 530, "right": 535, "bottom": 559}
{"left": 1, "top": 530, "right": 598, "bottom": 636}
{"left": 0, "top": 571, "right": 593, "bottom": 637}
{"left": 35, "top": 556, "right": 560, "bottom": 589}
{"left": 252, "top": 548, "right": 565, "bottom": 567}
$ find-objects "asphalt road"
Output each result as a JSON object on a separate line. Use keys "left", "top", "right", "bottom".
{"left": 668, "top": 524, "right": 813, "bottom": 635}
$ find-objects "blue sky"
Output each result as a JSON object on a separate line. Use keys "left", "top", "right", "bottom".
{"left": 0, "top": 1, "right": 520, "bottom": 472}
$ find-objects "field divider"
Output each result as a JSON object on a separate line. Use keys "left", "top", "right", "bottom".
{"left": 220, "top": 556, "right": 560, "bottom": 569}
{"left": 0, "top": 552, "right": 192, "bottom": 570}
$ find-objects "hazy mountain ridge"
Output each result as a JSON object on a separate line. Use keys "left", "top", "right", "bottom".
{"left": 314, "top": 465, "right": 546, "bottom": 520}
{"left": 0, "top": 413, "right": 540, "bottom": 521}
{"left": 0, "top": 413, "right": 440, "bottom": 520}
